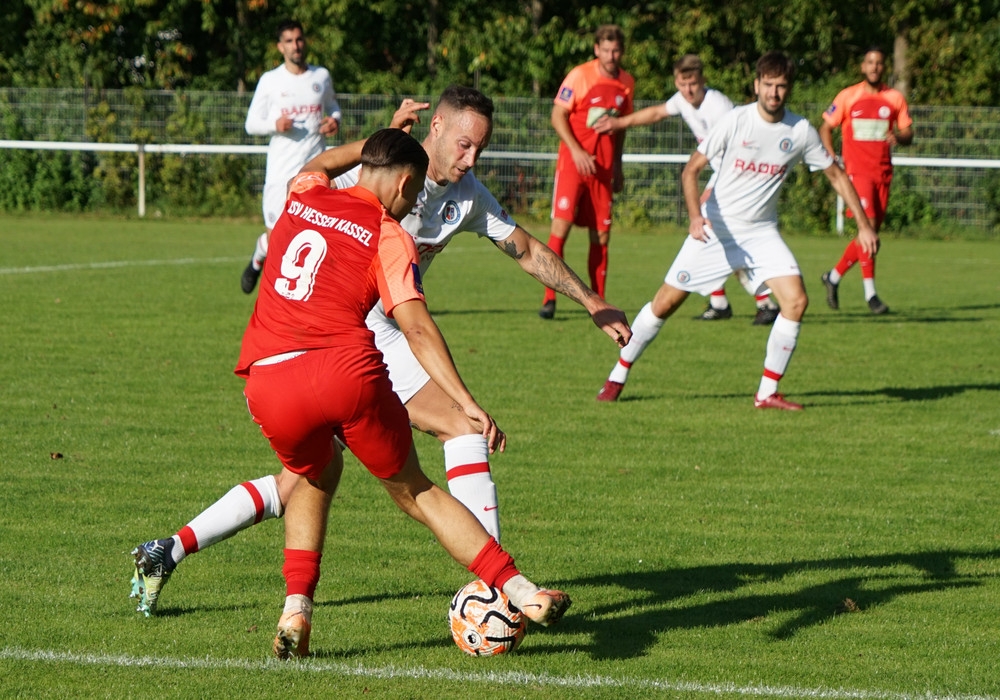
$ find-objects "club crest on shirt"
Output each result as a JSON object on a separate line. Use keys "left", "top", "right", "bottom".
{"left": 443, "top": 201, "right": 461, "bottom": 224}
{"left": 312, "top": 83, "right": 321, "bottom": 93}
{"left": 779, "top": 138, "right": 792, "bottom": 153}
{"left": 878, "top": 105, "right": 891, "bottom": 119}
{"left": 675, "top": 271, "right": 691, "bottom": 284}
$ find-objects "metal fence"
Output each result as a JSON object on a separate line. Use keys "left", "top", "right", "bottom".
{"left": 2, "top": 88, "right": 999, "bottom": 229}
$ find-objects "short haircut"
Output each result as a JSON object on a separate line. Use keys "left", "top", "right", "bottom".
{"left": 673, "top": 54, "right": 704, "bottom": 79}
{"left": 361, "top": 128, "right": 429, "bottom": 174}
{"left": 756, "top": 51, "right": 796, "bottom": 82}
{"left": 276, "top": 20, "right": 304, "bottom": 41}
{"left": 595, "top": 24, "right": 625, "bottom": 50}
{"left": 436, "top": 85, "right": 495, "bottom": 122}
{"left": 864, "top": 45, "right": 886, "bottom": 60}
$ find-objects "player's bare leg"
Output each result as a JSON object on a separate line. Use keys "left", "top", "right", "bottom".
{"left": 754, "top": 275, "right": 807, "bottom": 410}
{"left": 274, "top": 447, "right": 344, "bottom": 659}
{"left": 598, "top": 283, "right": 689, "bottom": 402}
{"left": 380, "top": 445, "right": 570, "bottom": 626}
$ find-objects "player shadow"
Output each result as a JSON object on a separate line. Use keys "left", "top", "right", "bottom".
{"left": 702, "top": 381, "right": 1000, "bottom": 408}
{"left": 549, "top": 548, "right": 998, "bottom": 660}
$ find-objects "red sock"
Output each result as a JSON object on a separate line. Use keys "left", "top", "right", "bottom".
{"left": 858, "top": 245, "right": 875, "bottom": 279}
{"left": 283, "top": 549, "right": 322, "bottom": 599}
{"left": 468, "top": 537, "right": 519, "bottom": 590}
{"left": 588, "top": 242, "right": 608, "bottom": 299}
{"left": 835, "top": 239, "right": 859, "bottom": 276}
{"left": 542, "top": 235, "right": 566, "bottom": 304}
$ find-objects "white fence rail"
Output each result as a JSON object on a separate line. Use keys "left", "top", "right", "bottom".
{"left": 4, "top": 139, "right": 1000, "bottom": 222}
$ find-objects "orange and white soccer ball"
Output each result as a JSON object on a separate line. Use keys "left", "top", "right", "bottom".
{"left": 449, "top": 579, "right": 526, "bottom": 656}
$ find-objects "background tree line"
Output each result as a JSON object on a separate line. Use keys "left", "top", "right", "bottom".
{"left": 2, "top": 1, "right": 999, "bottom": 106}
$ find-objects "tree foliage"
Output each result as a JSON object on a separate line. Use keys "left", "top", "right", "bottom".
{"left": 2, "top": 0, "right": 998, "bottom": 105}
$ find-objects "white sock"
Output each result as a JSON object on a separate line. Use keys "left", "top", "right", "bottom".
{"left": 828, "top": 269, "right": 843, "bottom": 285}
{"left": 757, "top": 314, "right": 801, "bottom": 399}
{"left": 501, "top": 574, "right": 541, "bottom": 609}
{"left": 172, "top": 475, "right": 283, "bottom": 565}
{"left": 863, "top": 278, "right": 877, "bottom": 300}
{"left": 756, "top": 294, "right": 777, "bottom": 310}
{"left": 608, "top": 302, "right": 665, "bottom": 384}
{"left": 251, "top": 232, "right": 269, "bottom": 270}
{"left": 709, "top": 290, "right": 729, "bottom": 310}
{"left": 283, "top": 594, "right": 314, "bottom": 623}
{"left": 444, "top": 435, "right": 500, "bottom": 542}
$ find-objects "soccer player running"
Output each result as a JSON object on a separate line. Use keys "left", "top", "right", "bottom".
{"left": 538, "top": 24, "right": 634, "bottom": 320}
{"left": 232, "top": 129, "right": 569, "bottom": 657}
{"left": 819, "top": 46, "right": 913, "bottom": 315}
{"left": 596, "top": 52, "right": 878, "bottom": 409}
{"left": 594, "top": 53, "right": 780, "bottom": 326}
{"left": 240, "top": 20, "right": 342, "bottom": 295}
{"left": 129, "top": 88, "right": 631, "bottom": 617}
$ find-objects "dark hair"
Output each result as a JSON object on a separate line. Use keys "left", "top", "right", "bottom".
{"left": 276, "top": 20, "right": 304, "bottom": 42}
{"left": 361, "top": 128, "right": 429, "bottom": 174}
{"left": 756, "top": 51, "right": 796, "bottom": 82}
{"left": 436, "top": 85, "right": 494, "bottom": 121}
{"left": 673, "top": 54, "right": 704, "bottom": 78}
{"left": 595, "top": 24, "right": 625, "bottom": 50}
{"left": 864, "top": 45, "right": 887, "bottom": 60}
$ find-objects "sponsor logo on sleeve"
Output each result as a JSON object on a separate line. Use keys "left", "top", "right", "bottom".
{"left": 558, "top": 86, "right": 574, "bottom": 102}
{"left": 411, "top": 263, "right": 424, "bottom": 294}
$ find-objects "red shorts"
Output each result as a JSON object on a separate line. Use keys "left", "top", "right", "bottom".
{"left": 243, "top": 346, "right": 412, "bottom": 480}
{"left": 551, "top": 166, "right": 613, "bottom": 231}
{"left": 846, "top": 173, "right": 891, "bottom": 229}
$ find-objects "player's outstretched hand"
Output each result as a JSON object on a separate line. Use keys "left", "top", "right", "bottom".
{"left": 390, "top": 99, "right": 432, "bottom": 133}
{"left": 590, "top": 303, "right": 632, "bottom": 348}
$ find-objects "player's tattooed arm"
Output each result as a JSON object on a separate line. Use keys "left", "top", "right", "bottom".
{"left": 495, "top": 226, "right": 632, "bottom": 347}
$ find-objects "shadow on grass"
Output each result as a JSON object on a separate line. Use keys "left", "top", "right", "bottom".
{"left": 695, "top": 381, "right": 1000, "bottom": 407}
{"left": 553, "top": 548, "right": 998, "bottom": 659}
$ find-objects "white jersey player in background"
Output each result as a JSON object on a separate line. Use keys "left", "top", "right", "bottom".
{"left": 240, "top": 19, "right": 342, "bottom": 294}
{"left": 595, "top": 51, "right": 878, "bottom": 409}
{"left": 594, "top": 53, "right": 779, "bottom": 326}
{"left": 130, "top": 86, "right": 632, "bottom": 617}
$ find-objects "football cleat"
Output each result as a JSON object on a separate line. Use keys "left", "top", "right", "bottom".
{"left": 518, "top": 589, "right": 572, "bottom": 627}
{"left": 753, "top": 306, "right": 780, "bottom": 325}
{"left": 753, "top": 393, "right": 804, "bottom": 411}
{"left": 821, "top": 272, "right": 839, "bottom": 310}
{"left": 596, "top": 380, "right": 624, "bottom": 402}
{"left": 538, "top": 300, "right": 556, "bottom": 320}
{"left": 273, "top": 610, "right": 312, "bottom": 659}
{"left": 130, "top": 538, "right": 176, "bottom": 617}
{"left": 695, "top": 304, "right": 733, "bottom": 320}
{"left": 241, "top": 262, "right": 261, "bottom": 294}
{"left": 867, "top": 295, "right": 889, "bottom": 315}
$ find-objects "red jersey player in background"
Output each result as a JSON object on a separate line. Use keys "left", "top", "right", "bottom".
{"left": 539, "top": 24, "right": 634, "bottom": 320}
{"left": 819, "top": 46, "right": 913, "bottom": 315}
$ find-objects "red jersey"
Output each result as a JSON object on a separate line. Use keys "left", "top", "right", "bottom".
{"left": 236, "top": 180, "right": 424, "bottom": 377}
{"left": 822, "top": 82, "right": 912, "bottom": 178}
{"left": 554, "top": 59, "right": 634, "bottom": 176}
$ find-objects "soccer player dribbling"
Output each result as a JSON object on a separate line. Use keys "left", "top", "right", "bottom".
{"left": 203, "top": 128, "right": 570, "bottom": 657}
{"left": 596, "top": 52, "right": 878, "bottom": 410}
{"left": 819, "top": 46, "right": 914, "bottom": 315}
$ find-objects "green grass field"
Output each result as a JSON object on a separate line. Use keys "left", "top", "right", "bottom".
{"left": 1, "top": 213, "right": 998, "bottom": 699}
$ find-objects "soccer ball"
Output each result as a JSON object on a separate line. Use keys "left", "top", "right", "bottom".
{"left": 449, "top": 579, "right": 526, "bottom": 656}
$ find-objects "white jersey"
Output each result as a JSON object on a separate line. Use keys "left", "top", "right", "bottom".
{"left": 335, "top": 166, "right": 516, "bottom": 276}
{"left": 665, "top": 88, "right": 734, "bottom": 143}
{"left": 245, "top": 64, "right": 341, "bottom": 188}
{"left": 699, "top": 103, "right": 833, "bottom": 228}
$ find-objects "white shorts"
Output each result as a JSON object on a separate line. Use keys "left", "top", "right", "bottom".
{"left": 367, "top": 303, "right": 431, "bottom": 404}
{"left": 262, "top": 181, "right": 287, "bottom": 229}
{"left": 665, "top": 220, "right": 799, "bottom": 296}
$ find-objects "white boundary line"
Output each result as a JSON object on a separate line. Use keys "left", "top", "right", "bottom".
{"left": 1, "top": 647, "right": 995, "bottom": 700}
{"left": 0, "top": 256, "right": 245, "bottom": 275}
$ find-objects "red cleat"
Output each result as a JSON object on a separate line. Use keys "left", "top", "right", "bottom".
{"left": 754, "top": 393, "right": 803, "bottom": 411}
{"left": 596, "top": 380, "right": 624, "bottom": 402}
